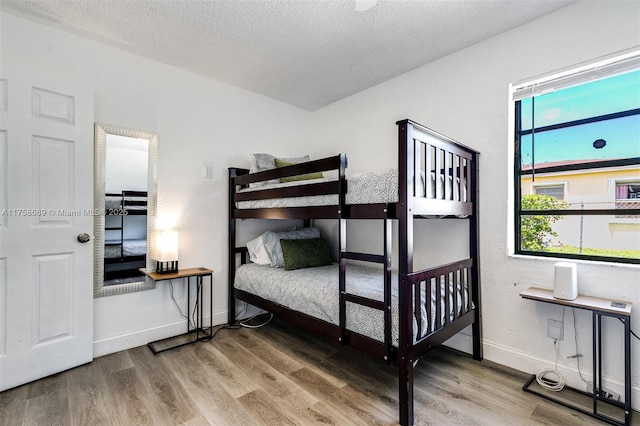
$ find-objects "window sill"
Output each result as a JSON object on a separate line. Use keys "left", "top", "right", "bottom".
{"left": 508, "top": 253, "right": 640, "bottom": 270}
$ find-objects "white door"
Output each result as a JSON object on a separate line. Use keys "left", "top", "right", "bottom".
{"left": 0, "top": 71, "right": 94, "bottom": 390}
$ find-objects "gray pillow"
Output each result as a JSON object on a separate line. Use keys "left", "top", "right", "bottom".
{"left": 249, "top": 153, "right": 311, "bottom": 187}
{"left": 262, "top": 227, "right": 320, "bottom": 267}
{"left": 250, "top": 153, "right": 278, "bottom": 186}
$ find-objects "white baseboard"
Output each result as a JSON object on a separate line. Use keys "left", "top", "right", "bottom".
{"left": 93, "top": 311, "right": 228, "bottom": 358}
{"left": 444, "top": 332, "right": 639, "bottom": 410}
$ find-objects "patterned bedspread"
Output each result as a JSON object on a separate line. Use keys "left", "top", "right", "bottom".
{"left": 234, "top": 262, "right": 466, "bottom": 346}
{"left": 104, "top": 239, "right": 147, "bottom": 258}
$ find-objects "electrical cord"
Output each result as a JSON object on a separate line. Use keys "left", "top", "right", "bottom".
{"left": 203, "top": 303, "right": 273, "bottom": 342}
{"left": 168, "top": 279, "right": 205, "bottom": 331}
{"left": 203, "top": 323, "right": 241, "bottom": 342}
{"left": 191, "top": 295, "right": 199, "bottom": 330}
{"left": 536, "top": 307, "right": 566, "bottom": 392}
{"left": 170, "top": 286, "right": 275, "bottom": 339}
{"left": 239, "top": 313, "right": 274, "bottom": 329}
{"left": 536, "top": 368, "right": 565, "bottom": 391}
{"left": 536, "top": 339, "right": 565, "bottom": 391}
{"left": 168, "top": 279, "right": 194, "bottom": 329}
{"left": 235, "top": 300, "right": 249, "bottom": 321}
{"left": 571, "top": 308, "right": 589, "bottom": 384}
{"left": 234, "top": 300, "right": 273, "bottom": 328}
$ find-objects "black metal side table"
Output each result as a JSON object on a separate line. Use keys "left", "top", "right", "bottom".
{"left": 520, "top": 287, "right": 632, "bottom": 426}
{"left": 141, "top": 267, "right": 214, "bottom": 354}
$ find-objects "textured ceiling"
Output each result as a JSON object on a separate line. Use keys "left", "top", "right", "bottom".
{"left": 1, "top": 0, "right": 574, "bottom": 110}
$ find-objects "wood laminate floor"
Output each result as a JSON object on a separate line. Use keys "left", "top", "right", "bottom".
{"left": 1, "top": 318, "right": 637, "bottom": 426}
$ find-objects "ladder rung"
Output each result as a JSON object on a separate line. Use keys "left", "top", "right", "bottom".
{"left": 341, "top": 251, "right": 385, "bottom": 263}
{"left": 342, "top": 292, "right": 385, "bottom": 311}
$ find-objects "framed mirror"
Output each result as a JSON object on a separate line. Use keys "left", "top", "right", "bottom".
{"left": 94, "top": 123, "right": 158, "bottom": 298}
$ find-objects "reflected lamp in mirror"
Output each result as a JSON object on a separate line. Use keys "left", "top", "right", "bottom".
{"left": 156, "top": 230, "right": 179, "bottom": 274}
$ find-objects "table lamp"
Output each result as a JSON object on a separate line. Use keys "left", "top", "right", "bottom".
{"left": 156, "top": 229, "right": 179, "bottom": 274}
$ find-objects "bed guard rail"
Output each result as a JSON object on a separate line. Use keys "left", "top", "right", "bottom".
{"left": 233, "top": 154, "right": 347, "bottom": 196}
{"left": 231, "top": 154, "right": 347, "bottom": 219}
{"left": 407, "top": 258, "right": 476, "bottom": 354}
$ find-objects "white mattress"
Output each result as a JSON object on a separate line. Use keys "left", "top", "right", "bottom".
{"left": 234, "top": 262, "right": 467, "bottom": 346}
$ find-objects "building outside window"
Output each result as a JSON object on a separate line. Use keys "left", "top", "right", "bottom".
{"left": 615, "top": 181, "right": 640, "bottom": 218}
{"left": 533, "top": 184, "right": 565, "bottom": 200}
{"left": 512, "top": 51, "right": 640, "bottom": 264}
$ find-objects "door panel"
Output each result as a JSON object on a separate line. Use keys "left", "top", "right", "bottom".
{"left": 0, "top": 74, "right": 94, "bottom": 391}
{"left": 31, "top": 87, "right": 76, "bottom": 125}
{"left": 32, "top": 135, "right": 75, "bottom": 226}
{"left": 32, "top": 253, "right": 73, "bottom": 345}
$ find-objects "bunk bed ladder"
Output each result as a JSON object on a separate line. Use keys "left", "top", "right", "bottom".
{"left": 104, "top": 192, "right": 125, "bottom": 259}
{"left": 338, "top": 210, "right": 393, "bottom": 362}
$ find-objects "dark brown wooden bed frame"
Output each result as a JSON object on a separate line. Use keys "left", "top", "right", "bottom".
{"left": 104, "top": 190, "right": 147, "bottom": 280}
{"left": 228, "top": 119, "right": 482, "bottom": 426}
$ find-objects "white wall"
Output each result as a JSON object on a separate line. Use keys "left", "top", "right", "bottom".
{"left": 105, "top": 141, "right": 148, "bottom": 193}
{"left": 2, "top": 0, "right": 639, "bottom": 408}
{"left": 1, "top": 11, "right": 312, "bottom": 356}
{"left": 308, "top": 1, "right": 640, "bottom": 407}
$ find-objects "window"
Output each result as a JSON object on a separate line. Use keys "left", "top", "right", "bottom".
{"left": 615, "top": 181, "right": 640, "bottom": 218}
{"left": 512, "top": 51, "right": 640, "bottom": 264}
{"left": 534, "top": 184, "right": 565, "bottom": 200}
{"left": 616, "top": 181, "right": 640, "bottom": 200}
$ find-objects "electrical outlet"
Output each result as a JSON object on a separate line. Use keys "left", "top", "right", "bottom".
{"left": 586, "top": 381, "right": 620, "bottom": 402}
{"left": 547, "top": 318, "right": 564, "bottom": 340}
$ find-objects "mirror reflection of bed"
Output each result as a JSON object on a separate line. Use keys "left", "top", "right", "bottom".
{"left": 103, "top": 135, "right": 148, "bottom": 286}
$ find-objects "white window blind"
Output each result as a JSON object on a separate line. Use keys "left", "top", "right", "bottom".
{"left": 511, "top": 49, "right": 640, "bottom": 101}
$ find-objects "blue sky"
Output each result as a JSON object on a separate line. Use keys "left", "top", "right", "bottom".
{"left": 520, "top": 70, "right": 640, "bottom": 165}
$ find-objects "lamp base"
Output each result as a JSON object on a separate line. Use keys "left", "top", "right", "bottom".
{"left": 156, "top": 260, "right": 178, "bottom": 274}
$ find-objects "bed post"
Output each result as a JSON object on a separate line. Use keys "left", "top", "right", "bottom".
{"left": 397, "top": 120, "right": 415, "bottom": 426}
{"left": 470, "top": 152, "right": 483, "bottom": 360}
{"left": 338, "top": 153, "right": 347, "bottom": 344}
{"left": 228, "top": 168, "right": 238, "bottom": 325}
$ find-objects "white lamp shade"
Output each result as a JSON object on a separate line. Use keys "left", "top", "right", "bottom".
{"left": 156, "top": 230, "right": 179, "bottom": 261}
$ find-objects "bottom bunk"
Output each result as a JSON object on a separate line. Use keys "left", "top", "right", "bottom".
{"left": 235, "top": 261, "right": 474, "bottom": 350}
{"left": 104, "top": 238, "right": 147, "bottom": 281}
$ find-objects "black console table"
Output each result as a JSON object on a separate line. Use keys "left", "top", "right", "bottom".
{"left": 520, "top": 287, "right": 632, "bottom": 426}
{"left": 141, "top": 267, "right": 214, "bottom": 354}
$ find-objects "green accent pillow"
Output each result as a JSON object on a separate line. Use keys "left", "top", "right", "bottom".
{"left": 274, "top": 158, "right": 324, "bottom": 183}
{"left": 280, "top": 238, "right": 333, "bottom": 271}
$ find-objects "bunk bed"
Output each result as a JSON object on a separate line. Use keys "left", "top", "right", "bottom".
{"left": 228, "top": 119, "right": 482, "bottom": 426}
{"left": 104, "top": 190, "right": 148, "bottom": 281}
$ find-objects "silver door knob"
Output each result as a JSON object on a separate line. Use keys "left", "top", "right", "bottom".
{"left": 77, "top": 233, "right": 91, "bottom": 243}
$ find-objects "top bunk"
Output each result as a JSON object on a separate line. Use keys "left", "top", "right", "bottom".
{"left": 104, "top": 190, "right": 148, "bottom": 215}
{"left": 229, "top": 119, "right": 479, "bottom": 220}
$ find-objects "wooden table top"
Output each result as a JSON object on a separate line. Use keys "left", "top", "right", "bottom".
{"left": 520, "top": 287, "right": 632, "bottom": 316}
{"left": 139, "top": 267, "right": 213, "bottom": 281}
